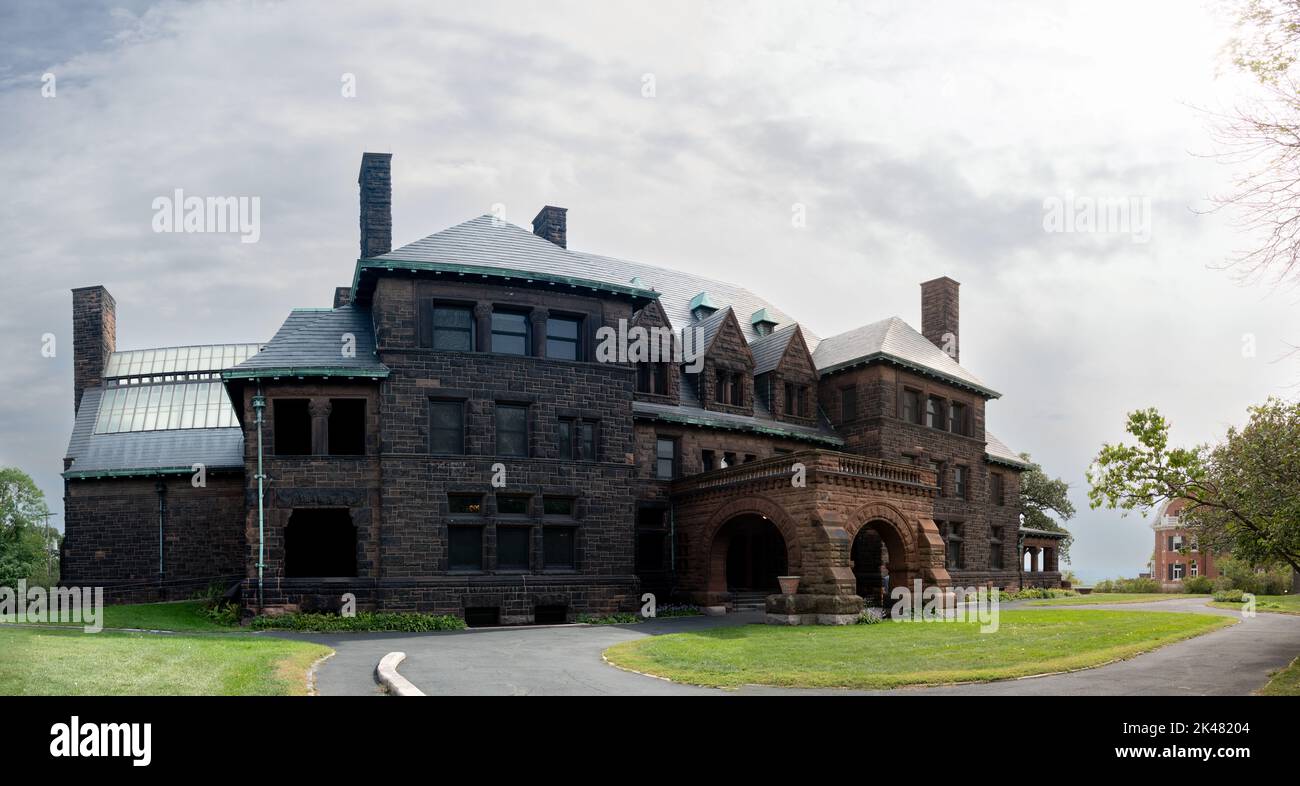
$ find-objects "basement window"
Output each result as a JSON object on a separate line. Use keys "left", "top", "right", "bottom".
{"left": 534, "top": 604, "right": 567, "bottom": 624}
{"left": 464, "top": 607, "right": 500, "bottom": 627}
{"left": 285, "top": 509, "right": 356, "bottom": 577}
{"left": 328, "top": 398, "right": 366, "bottom": 456}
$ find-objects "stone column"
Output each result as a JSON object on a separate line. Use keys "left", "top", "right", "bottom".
{"left": 530, "top": 307, "right": 549, "bottom": 357}
{"left": 473, "top": 303, "right": 492, "bottom": 353}
{"left": 309, "top": 398, "right": 332, "bottom": 455}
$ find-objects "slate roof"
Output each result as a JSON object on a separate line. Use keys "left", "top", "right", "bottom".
{"left": 811, "top": 316, "right": 998, "bottom": 397}
{"left": 633, "top": 399, "right": 843, "bottom": 447}
{"left": 985, "top": 432, "right": 1032, "bottom": 469}
{"left": 63, "top": 387, "right": 244, "bottom": 478}
{"left": 750, "top": 323, "right": 798, "bottom": 375}
{"left": 225, "top": 305, "right": 389, "bottom": 379}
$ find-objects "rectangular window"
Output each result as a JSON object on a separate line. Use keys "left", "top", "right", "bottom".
{"left": 744, "top": 454, "right": 756, "bottom": 463}
{"left": 580, "top": 421, "right": 596, "bottom": 461}
{"left": 926, "top": 396, "right": 946, "bottom": 430}
{"left": 954, "top": 465, "right": 968, "bottom": 500}
{"left": 730, "top": 373, "right": 744, "bottom": 406}
{"left": 989, "top": 526, "right": 1004, "bottom": 569}
{"left": 715, "top": 370, "right": 728, "bottom": 404}
{"left": 655, "top": 437, "right": 676, "bottom": 480}
{"left": 652, "top": 363, "right": 668, "bottom": 395}
{"left": 930, "top": 460, "right": 945, "bottom": 495}
{"left": 496, "top": 495, "right": 530, "bottom": 516}
{"left": 701, "top": 450, "right": 715, "bottom": 472}
{"left": 497, "top": 526, "right": 531, "bottom": 571}
{"left": 945, "top": 522, "right": 964, "bottom": 570}
{"left": 273, "top": 399, "right": 312, "bottom": 455}
{"left": 327, "top": 398, "right": 366, "bottom": 455}
{"left": 902, "top": 388, "right": 921, "bottom": 424}
{"left": 543, "top": 527, "right": 575, "bottom": 569}
{"left": 723, "top": 452, "right": 737, "bottom": 468}
{"left": 546, "top": 316, "right": 581, "bottom": 360}
{"left": 558, "top": 418, "right": 573, "bottom": 461}
{"left": 840, "top": 385, "right": 857, "bottom": 421}
{"left": 784, "top": 382, "right": 796, "bottom": 415}
{"left": 447, "top": 494, "right": 483, "bottom": 515}
{"left": 949, "top": 402, "right": 967, "bottom": 435}
{"left": 543, "top": 497, "right": 574, "bottom": 517}
{"left": 422, "top": 303, "right": 476, "bottom": 351}
{"left": 448, "top": 526, "right": 483, "bottom": 571}
{"left": 495, "top": 404, "right": 528, "bottom": 457}
{"left": 491, "top": 310, "right": 531, "bottom": 356}
{"left": 990, "top": 473, "right": 1005, "bottom": 506}
{"left": 430, "top": 400, "right": 464, "bottom": 455}
{"left": 1172, "top": 562, "right": 1184, "bottom": 580}
{"left": 1190, "top": 560, "right": 1198, "bottom": 577}
{"left": 1171, "top": 535, "right": 1183, "bottom": 551}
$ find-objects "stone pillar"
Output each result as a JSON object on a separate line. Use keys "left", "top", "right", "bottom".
{"left": 530, "top": 307, "right": 549, "bottom": 357}
{"left": 474, "top": 303, "right": 493, "bottom": 353}
{"left": 766, "top": 509, "right": 863, "bottom": 625}
{"left": 309, "top": 398, "right": 332, "bottom": 455}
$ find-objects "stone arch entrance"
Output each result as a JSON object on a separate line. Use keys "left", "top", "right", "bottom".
{"left": 715, "top": 514, "right": 788, "bottom": 592}
{"left": 850, "top": 520, "right": 910, "bottom": 608}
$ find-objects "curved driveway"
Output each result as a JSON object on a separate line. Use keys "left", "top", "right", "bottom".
{"left": 276, "top": 597, "right": 1300, "bottom": 696}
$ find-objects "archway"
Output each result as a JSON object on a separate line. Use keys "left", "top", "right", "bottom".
{"left": 711, "top": 514, "right": 788, "bottom": 593}
{"left": 851, "top": 519, "right": 910, "bottom": 607}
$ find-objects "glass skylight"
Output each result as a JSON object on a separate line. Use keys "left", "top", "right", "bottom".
{"left": 102, "top": 344, "right": 261, "bottom": 380}
{"left": 93, "top": 381, "right": 239, "bottom": 434}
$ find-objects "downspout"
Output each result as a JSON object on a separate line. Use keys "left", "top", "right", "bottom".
{"left": 155, "top": 480, "right": 167, "bottom": 581}
{"left": 252, "top": 388, "right": 267, "bottom": 611}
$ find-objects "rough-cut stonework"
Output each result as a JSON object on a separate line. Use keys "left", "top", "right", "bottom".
{"left": 61, "top": 153, "right": 1052, "bottom": 622}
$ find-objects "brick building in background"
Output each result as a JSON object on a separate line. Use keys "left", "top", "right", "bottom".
{"left": 60, "top": 152, "right": 1058, "bottom": 625}
{"left": 1151, "top": 498, "right": 1221, "bottom": 589}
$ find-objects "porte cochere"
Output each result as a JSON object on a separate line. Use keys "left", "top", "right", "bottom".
{"left": 670, "top": 449, "right": 954, "bottom": 624}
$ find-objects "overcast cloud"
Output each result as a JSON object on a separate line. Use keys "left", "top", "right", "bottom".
{"left": 1, "top": 0, "right": 1295, "bottom": 581}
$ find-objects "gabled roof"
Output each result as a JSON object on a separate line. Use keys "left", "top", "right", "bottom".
{"left": 811, "top": 316, "right": 999, "bottom": 398}
{"left": 750, "top": 323, "right": 799, "bottom": 375}
{"left": 633, "top": 399, "right": 843, "bottom": 447}
{"left": 224, "top": 305, "right": 389, "bottom": 380}
{"left": 691, "top": 306, "right": 734, "bottom": 356}
{"left": 985, "top": 432, "right": 1032, "bottom": 469}
{"left": 63, "top": 386, "right": 244, "bottom": 478}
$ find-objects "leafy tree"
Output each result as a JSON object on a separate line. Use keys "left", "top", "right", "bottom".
{"left": 1087, "top": 399, "right": 1300, "bottom": 575}
{"left": 0, "top": 467, "right": 50, "bottom": 587}
{"left": 1017, "top": 453, "right": 1075, "bottom": 561}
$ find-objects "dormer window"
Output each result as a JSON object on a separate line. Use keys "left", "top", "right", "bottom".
{"left": 689, "top": 291, "right": 719, "bottom": 321}
{"left": 750, "top": 308, "right": 779, "bottom": 337}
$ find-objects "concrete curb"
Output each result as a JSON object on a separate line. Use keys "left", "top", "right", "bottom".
{"left": 376, "top": 651, "right": 425, "bottom": 696}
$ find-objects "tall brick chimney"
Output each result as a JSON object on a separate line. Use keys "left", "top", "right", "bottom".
{"left": 72, "top": 285, "right": 116, "bottom": 415}
{"left": 358, "top": 152, "right": 392, "bottom": 259}
{"left": 532, "top": 205, "right": 567, "bottom": 248}
{"left": 920, "top": 276, "right": 959, "bottom": 362}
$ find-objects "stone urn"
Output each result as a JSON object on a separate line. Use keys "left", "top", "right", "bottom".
{"left": 777, "top": 575, "right": 801, "bottom": 595}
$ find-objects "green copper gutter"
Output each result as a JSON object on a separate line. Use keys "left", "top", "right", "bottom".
{"left": 350, "top": 257, "right": 662, "bottom": 301}
{"left": 222, "top": 367, "right": 390, "bottom": 380}
{"left": 63, "top": 465, "right": 241, "bottom": 480}
{"left": 817, "top": 351, "right": 1001, "bottom": 399}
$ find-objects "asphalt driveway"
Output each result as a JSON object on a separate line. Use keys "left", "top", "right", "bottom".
{"left": 273, "top": 597, "right": 1300, "bottom": 696}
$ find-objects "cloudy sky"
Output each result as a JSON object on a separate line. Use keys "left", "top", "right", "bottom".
{"left": 1, "top": 0, "right": 1294, "bottom": 581}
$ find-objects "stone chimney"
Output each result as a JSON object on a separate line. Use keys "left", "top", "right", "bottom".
{"left": 72, "top": 285, "right": 116, "bottom": 415}
{"left": 532, "top": 205, "right": 567, "bottom": 248}
{"left": 920, "top": 276, "right": 959, "bottom": 362}
{"left": 358, "top": 152, "right": 392, "bottom": 259}
{"left": 333, "top": 286, "right": 351, "bottom": 309}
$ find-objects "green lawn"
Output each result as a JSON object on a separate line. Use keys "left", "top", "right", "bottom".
{"left": 0, "top": 626, "right": 330, "bottom": 696}
{"left": 1209, "top": 594, "right": 1300, "bottom": 615}
{"left": 604, "top": 610, "right": 1232, "bottom": 690}
{"left": 1027, "top": 593, "right": 1197, "bottom": 606}
{"left": 0, "top": 600, "right": 237, "bottom": 632}
{"left": 1260, "top": 656, "right": 1300, "bottom": 696}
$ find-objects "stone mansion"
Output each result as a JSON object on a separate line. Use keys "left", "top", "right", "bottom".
{"left": 61, "top": 152, "right": 1062, "bottom": 625}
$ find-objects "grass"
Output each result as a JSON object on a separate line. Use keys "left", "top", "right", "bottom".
{"left": 1259, "top": 656, "right": 1300, "bottom": 696}
{"left": 0, "top": 600, "right": 237, "bottom": 632}
{"left": 603, "top": 609, "right": 1232, "bottom": 690}
{"left": 0, "top": 626, "right": 330, "bottom": 696}
{"left": 1026, "top": 593, "right": 1197, "bottom": 606}
{"left": 1208, "top": 594, "right": 1300, "bottom": 615}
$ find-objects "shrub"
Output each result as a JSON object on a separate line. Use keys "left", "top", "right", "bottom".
{"left": 856, "top": 608, "right": 885, "bottom": 624}
{"left": 1213, "top": 589, "right": 1245, "bottom": 603}
{"left": 576, "top": 612, "right": 641, "bottom": 625}
{"left": 653, "top": 604, "right": 703, "bottom": 618}
{"left": 202, "top": 601, "right": 241, "bottom": 627}
{"left": 1003, "top": 587, "right": 1077, "bottom": 600}
{"left": 1214, "top": 557, "right": 1294, "bottom": 595}
{"left": 1181, "top": 575, "right": 1213, "bottom": 594}
{"left": 250, "top": 611, "right": 467, "bottom": 632}
{"left": 1091, "top": 576, "right": 1160, "bottom": 594}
